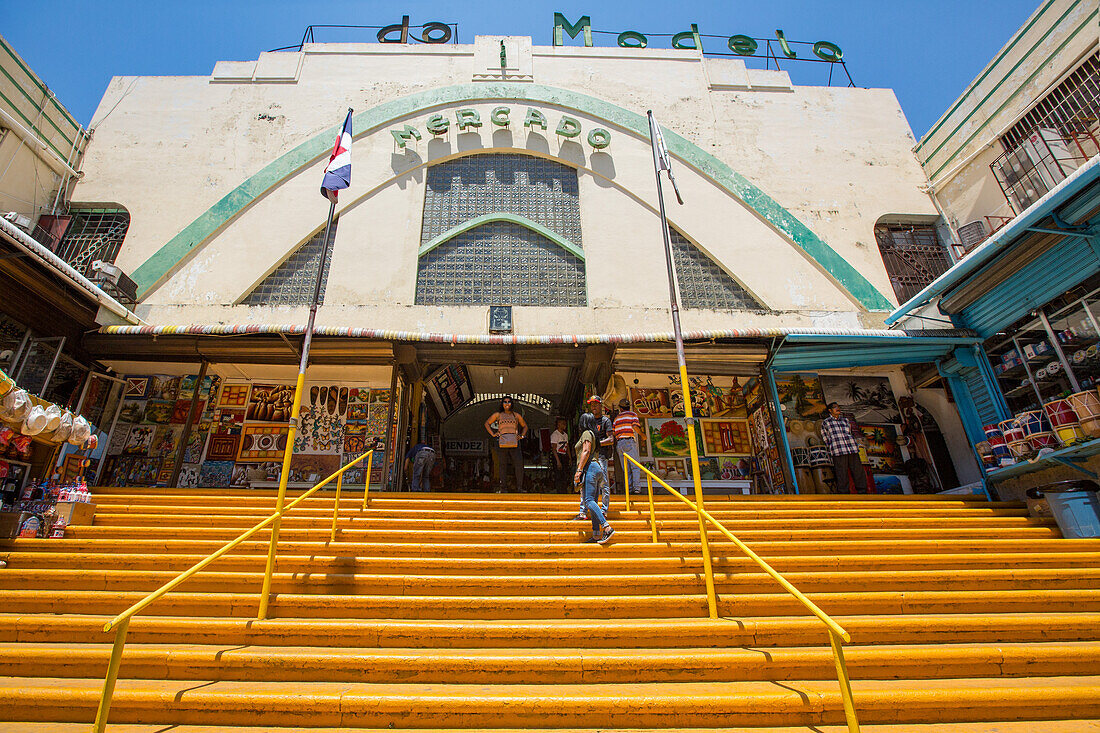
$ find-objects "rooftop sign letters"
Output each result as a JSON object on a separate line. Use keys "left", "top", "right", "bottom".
{"left": 391, "top": 106, "right": 612, "bottom": 150}
{"left": 553, "top": 13, "right": 843, "bottom": 61}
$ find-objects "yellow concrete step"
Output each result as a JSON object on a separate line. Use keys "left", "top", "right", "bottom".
{"left": 88, "top": 512, "right": 1049, "bottom": 530}
{"left": 2, "top": 567, "right": 1097, "bottom": 595}
{"left": 60, "top": 524, "right": 1061, "bottom": 542}
{"left": 3, "top": 675, "right": 1100, "bottom": 727}
{"left": 5, "top": 611, "right": 1100, "bottom": 647}
{"left": 4, "top": 640, "right": 1099, "bottom": 683}
{"left": 2, "top": 588, "right": 1098, "bottom": 619}
{"left": 5, "top": 723, "right": 1100, "bottom": 733}
{"left": 8, "top": 550, "right": 1100, "bottom": 574}
{"left": 3, "top": 613, "right": 1097, "bottom": 648}
{"left": 9, "top": 536, "right": 1097, "bottom": 558}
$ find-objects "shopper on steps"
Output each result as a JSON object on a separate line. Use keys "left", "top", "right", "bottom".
{"left": 574, "top": 425, "right": 615, "bottom": 544}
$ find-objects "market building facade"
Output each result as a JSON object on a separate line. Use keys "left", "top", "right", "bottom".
{"left": 2, "top": 23, "right": 998, "bottom": 497}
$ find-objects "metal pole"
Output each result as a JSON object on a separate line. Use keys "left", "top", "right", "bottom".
{"left": 647, "top": 110, "right": 717, "bottom": 619}
{"left": 258, "top": 197, "right": 337, "bottom": 620}
{"left": 91, "top": 618, "right": 130, "bottom": 733}
{"left": 381, "top": 362, "right": 399, "bottom": 490}
{"left": 169, "top": 360, "right": 208, "bottom": 488}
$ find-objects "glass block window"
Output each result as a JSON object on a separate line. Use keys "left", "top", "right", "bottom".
{"left": 422, "top": 154, "right": 581, "bottom": 245}
{"left": 671, "top": 229, "right": 765, "bottom": 311}
{"left": 416, "top": 154, "right": 586, "bottom": 306}
{"left": 242, "top": 218, "right": 338, "bottom": 306}
{"left": 55, "top": 208, "right": 130, "bottom": 277}
{"left": 416, "top": 221, "right": 585, "bottom": 306}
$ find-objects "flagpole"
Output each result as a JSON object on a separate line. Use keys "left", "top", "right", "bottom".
{"left": 647, "top": 110, "right": 717, "bottom": 619}
{"left": 258, "top": 109, "right": 347, "bottom": 619}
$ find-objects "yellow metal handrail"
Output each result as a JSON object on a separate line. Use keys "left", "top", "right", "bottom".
{"left": 92, "top": 451, "right": 372, "bottom": 733}
{"left": 623, "top": 453, "right": 860, "bottom": 732}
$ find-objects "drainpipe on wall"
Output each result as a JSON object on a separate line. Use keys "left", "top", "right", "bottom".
{"left": 918, "top": 182, "right": 964, "bottom": 264}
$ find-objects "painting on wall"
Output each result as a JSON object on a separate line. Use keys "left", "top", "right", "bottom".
{"left": 290, "top": 453, "right": 341, "bottom": 483}
{"left": 820, "top": 375, "right": 901, "bottom": 424}
{"left": 667, "top": 374, "right": 710, "bottom": 417}
{"left": 654, "top": 458, "right": 687, "bottom": 477}
{"left": 742, "top": 377, "right": 765, "bottom": 414}
{"left": 199, "top": 460, "right": 233, "bottom": 488}
{"left": 718, "top": 456, "right": 751, "bottom": 479}
{"left": 178, "top": 463, "right": 200, "bottom": 488}
{"left": 123, "top": 425, "right": 156, "bottom": 455}
{"left": 629, "top": 388, "right": 671, "bottom": 418}
{"left": 182, "top": 424, "right": 210, "bottom": 464}
{"left": 217, "top": 384, "right": 250, "bottom": 408}
{"left": 170, "top": 399, "right": 205, "bottom": 425}
{"left": 774, "top": 373, "right": 828, "bottom": 420}
{"left": 346, "top": 403, "right": 370, "bottom": 422}
{"left": 647, "top": 418, "right": 705, "bottom": 458}
{"left": 149, "top": 376, "right": 180, "bottom": 402}
{"left": 152, "top": 425, "right": 183, "bottom": 458}
{"left": 297, "top": 404, "right": 344, "bottom": 453}
{"left": 119, "top": 400, "right": 145, "bottom": 424}
{"left": 700, "top": 419, "right": 752, "bottom": 456}
{"left": 686, "top": 457, "right": 721, "bottom": 481}
{"left": 238, "top": 424, "right": 290, "bottom": 461}
{"left": 701, "top": 376, "right": 748, "bottom": 418}
{"left": 246, "top": 385, "right": 295, "bottom": 422}
{"left": 142, "top": 400, "right": 174, "bottom": 425}
{"left": 123, "top": 377, "right": 151, "bottom": 399}
{"left": 370, "top": 388, "right": 391, "bottom": 405}
{"left": 107, "top": 423, "right": 132, "bottom": 456}
{"left": 180, "top": 375, "right": 220, "bottom": 401}
{"left": 206, "top": 433, "right": 241, "bottom": 462}
{"left": 859, "top": 424, "right": 904, "bottom": 474}
{"left": 214, "top": 409, "right": 245, "bottom": 433}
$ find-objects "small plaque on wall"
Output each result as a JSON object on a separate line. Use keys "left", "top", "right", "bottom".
{"left": 488, "top": 305, "right": 513, "bottom": 334}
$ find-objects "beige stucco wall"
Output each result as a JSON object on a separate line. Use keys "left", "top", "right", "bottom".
{"left": 916, "top": 0, "right": 1099, "bottom": 228}
{"left": 74, "top": 36, "right": 938, "bottom": 336}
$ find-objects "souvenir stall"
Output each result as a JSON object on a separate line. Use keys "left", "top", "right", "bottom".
{"left": 101, "top": 373, "right": 398, "bottom": 490}
{"left": 607, "top": 371, "right": 774, "bottom": 494}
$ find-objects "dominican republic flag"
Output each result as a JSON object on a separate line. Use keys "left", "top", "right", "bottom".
{"left": 320, "top": 109, "right": 353, "bottom": 202}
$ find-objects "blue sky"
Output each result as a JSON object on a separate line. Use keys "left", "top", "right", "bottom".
{"left": 5, "top": 0, "right": 1041, "bottom": 139}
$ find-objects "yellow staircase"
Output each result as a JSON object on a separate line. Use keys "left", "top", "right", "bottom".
{"left": 2, "top": 487, "right": 1100, "bottom": 731}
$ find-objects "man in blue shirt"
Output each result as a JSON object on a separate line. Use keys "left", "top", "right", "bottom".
{"left": 404, "top": 443, "right": 436, "bottom": 492}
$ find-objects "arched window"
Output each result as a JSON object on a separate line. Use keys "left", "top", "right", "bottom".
{"left": 242, "top": 218, "right": 338, "bottom": 305}
{"left": 415, "top": 154, "right": 586, "bottom": 306}
{"left": 671, "top": 229, "right": 765, "bottom": 311}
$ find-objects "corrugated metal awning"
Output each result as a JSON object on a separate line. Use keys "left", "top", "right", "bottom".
{"left": 769, "top": 333, "right": 981, "bottom": 372}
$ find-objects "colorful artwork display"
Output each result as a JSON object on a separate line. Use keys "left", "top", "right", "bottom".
{"left": 774, "top": 373, "right": 828, "bottom": 420}
{"left": 246, "top": 385, "right": 295, "bottom": 422}
{"left": 149, "top": 376, "right": 180, "bottom": 401}
{"left": 425, "top": 365, "right": 473, "bottom": 417}
{"left": 820, "top": 375, "right": 901, "bottom": 424}
{"left": 123, "top": 425, "right": 156, "bottom": 455}
{"left": 199, "top": 460, "right": 233, "bottom": 487}
{"left": 217, "top": 384, "right": 250, "bottom": 408}
{"left": 123, "top": 377, "right": 151, "bottom": 398}
{"left": 630, "top": 388, "right": 671, "bottom": 418}
{"left": 238, "top": 424, "right": 290, "bottom": 461}
{"left": 206, "top": 433, "right": 241, "bottom": 462}
{"left": 700, "top": 419, "right": 752, "bottom": 455}
{"left": 647, "top": 418, "right": 705, "bottom": 458}
{"left": 700, "top": 376, "right": 748, "bottom": 418}
{"left": 142, "top": 400, "right": 174, "bottom": 425}
{"left": 859, "top": 424, "right": 904, "bottom": 473}
{"left": 119, "top": 400, "right": 145, "bottom": 423}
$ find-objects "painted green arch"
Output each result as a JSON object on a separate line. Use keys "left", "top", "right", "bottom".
{"left": 131, "top": 82, "right": 893, "bottom": 310}
{"left": 418, "top": 213, "right": 585, "bottom": 260}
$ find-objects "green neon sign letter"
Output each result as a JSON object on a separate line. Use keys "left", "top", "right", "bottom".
{"left": 812, "top": 41, "right": 843, "bottom": 61}
{"left": 491, "top": 106, "right": 511, "bottom": 126}
{"left": 524, "top": 108, "right": 548, "bottom": 131}
{"left": 727, "top": 35, "right": 758, "bottom": 56}
{"left": 426, "top": 114, "right": 450, "bottom": 135}
{"left": 672, "top": 24, "right": 701, "bottom": 50}
{"left": 553, "top": 13, "right": 593, "bottom": 47}
{"left": 774, "top": 29, "right": 796, "bottom": 58}
{"left": 617, "top": 31, "right": 647, "bottom": 48}
{"left": 455, "top": 108, "right": 482, "bottom": 131}
{"left": 391, "top": 124, "right": 421, "bottom": 148}
{"left": 556, "top": 116, "right": 581, "bottom": 138}
{"left": 588, "top": 128, "right": 611, "bottom": 149}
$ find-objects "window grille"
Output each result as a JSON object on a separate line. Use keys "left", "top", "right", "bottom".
{"left": 242, "top": 219, "right": 338, "bottom": 306}
{"left": 416, "top": 220, "right": 586, "bottom": 306}
{"left": 54, "top": 208, "right": 129, "bottom": 277}
{"left": 874, "top": 224, "right": 951, "bottom": 303}
{"left": 1001, "top": 52, "right": 1100, "bottom": 155}
{"left": 416, "top": 154, "right": 586, "bottom": 306}
{"left": 671, "top": 229, "right": 765, "bottom": 311}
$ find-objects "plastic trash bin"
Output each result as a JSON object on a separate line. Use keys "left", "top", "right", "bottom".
{"left": 1030, "top": 479, "right": 1100, "bottom": 538}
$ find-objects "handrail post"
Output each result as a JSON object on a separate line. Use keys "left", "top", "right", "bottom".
{"left": 361, "top": 451, "right": 374, "bottom": 511}
{"left": 621, "top": 453, "right": 631, "bottom": 512}
{"left": 92, "top": 617, "right": 130, "bottom": 733}
{"left": 645, "top": 467, "right": 657, "bottom": 543}
{"left": 258, "top": 372, "right": 307, "bottom": 620}
{"left": 330, "top": 470, "right": 343, "bottom": 543}
{"left": 829, "top": 630, "right": 860, "bottom": 732}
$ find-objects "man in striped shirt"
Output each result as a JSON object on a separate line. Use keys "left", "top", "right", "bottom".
{"left": 614, "top": 398, "right": 644, "bottom": 495}
{"left": 820, "top": 402, "right": 868, "bottom": 494}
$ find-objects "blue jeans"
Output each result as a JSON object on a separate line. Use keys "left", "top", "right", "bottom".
{"left": 616, "top": 437, "right": 640, "bottom": 493}
{"left": 411, "top": 449, "right": 435, "bottom": 492}
{"left": 579, "top": 453, "right": 610, "bottom": 514}
{"left": 582, "top": 462, "right": 608, "bottom": 534}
